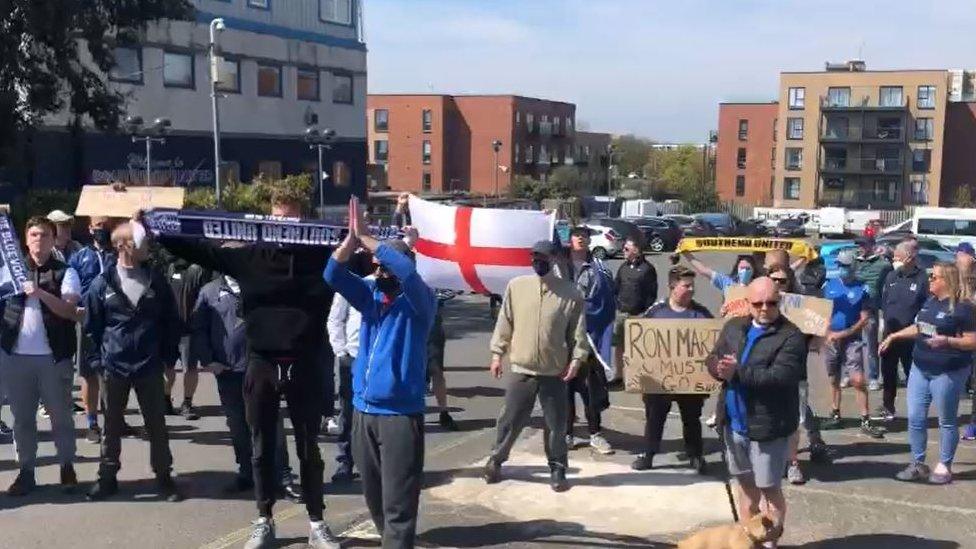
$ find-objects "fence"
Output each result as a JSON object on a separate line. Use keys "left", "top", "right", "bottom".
{"left": 723, "top": 201, "right": 914, "bottom": 228}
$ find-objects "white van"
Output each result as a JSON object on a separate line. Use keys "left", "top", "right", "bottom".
{"left": 620, "top": 199, "right": 660, "bottom": 218}
{"left": 907, "top": 207, "right": 976, "bottom": 248}
{"left": 818, "top": 207, "right": 847, "bottom": 238}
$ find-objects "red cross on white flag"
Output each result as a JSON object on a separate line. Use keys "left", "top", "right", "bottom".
{"left": 409, "top": 196, "right": 555, "bottom": 295}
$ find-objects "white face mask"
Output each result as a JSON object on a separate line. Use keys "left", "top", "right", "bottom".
{"left": 225, "top": 276, "right": 241, "bottom": 295}
{"left": 893, "top": 260, "right": 905, "bottom": 270}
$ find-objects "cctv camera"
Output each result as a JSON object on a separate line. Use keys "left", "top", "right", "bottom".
{"left": 214, "top": 18, "right": 226, "bottom": 31}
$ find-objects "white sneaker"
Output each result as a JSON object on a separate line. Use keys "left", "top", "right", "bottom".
{"left": 243, "top": 517, "right": 274, "bottom": 549}
{"left": 868, "top": 379, "right": 881, "bottom": 392}
{"left": 325, "top": 417, "right": 340, "bottom": 436}
{"left": 705, "top": 413, "right": 717, "bottom": 428}
{"left": 589, "top": 432, "right": 614, "bottom": 455}
{"left": 308, "top": 520, "right": 341, "bottom": 549}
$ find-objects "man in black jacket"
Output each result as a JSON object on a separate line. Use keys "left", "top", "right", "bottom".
{"left": 84, "top": 222, "right": 183, "bottom": 502}
{"left": 707, "top": 277, "right": 806, "bottom": 545}
{"left": 162, "top": 255, "right": 211, "bottom": 420}
{"left": 612, "top": 237, "right": 657, "bottom": 385}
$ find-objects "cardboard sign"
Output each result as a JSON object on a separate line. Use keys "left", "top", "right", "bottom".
{"left": 623, "top": 318, "right": 725, "bottom": 395}
{"left": 723, "top": 287, "right": 833, "bottom": 337}
{"left": 75, "top": 185, "right": 185, "bottom": 218}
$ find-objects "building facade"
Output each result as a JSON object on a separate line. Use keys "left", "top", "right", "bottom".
{"left": 716, "top": 62, "right": 976, "bottom": 209}
{"left": 573, "top": 131, "right": 613, "bottom": 193}
{"left": 8, "top": 0, "right": 367, "bottom": 204}
{"left": 366, "top": 94, "right": 577, "bottom": 195}
{"left": 715, "top": 102, "right": 777, "bottom": 206}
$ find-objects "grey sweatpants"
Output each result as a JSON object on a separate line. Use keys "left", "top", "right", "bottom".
{"left": 489, "top": 372, "right": 569, "bottom": 469}
{"left": 352, "top": 411, "right": 424, "bottom": 549}
{"left": 0, "top": 352, "right": 76, "bottom": 470}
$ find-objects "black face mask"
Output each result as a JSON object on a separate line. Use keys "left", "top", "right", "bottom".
{"left": 532, "top": 258, "right": 552, "bottom": 277}
{"left": 376, "top": 276, "right": 400, "bottom": 296}
{"left": 92, "top": 228, "right": 111, "bottom": 249}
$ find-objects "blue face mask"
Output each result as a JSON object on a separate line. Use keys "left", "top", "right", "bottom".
{"left": 737, "top": 267, "right": 753, "bottom": 285}
{"left": 838, "top": 266, "right": 853, "bottom": 279}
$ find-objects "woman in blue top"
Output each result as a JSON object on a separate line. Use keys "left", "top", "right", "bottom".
{"left": 881, "top": 262, "right": 976, "bottom": 484}
{"left": 683, "top": 252, "right": 757, "bottom": 294}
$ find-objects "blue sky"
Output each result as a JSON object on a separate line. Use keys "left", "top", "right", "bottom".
{"left": 365, "top": 0, "right": 976, "bottom": 142}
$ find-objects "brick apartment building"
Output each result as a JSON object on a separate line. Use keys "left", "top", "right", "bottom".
{"left": 366, "top": 94, "right": 580, "bottom": 195}
{"left": 716, "top": 61, "right": 976, "bottom": 209}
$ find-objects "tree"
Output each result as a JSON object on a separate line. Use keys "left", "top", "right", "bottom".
{"left": 952, "top": 185, "right": 975, "bottom": 208}
{"left": 0, "top": 1, "right": 193, "bottom": 156}
{"left": 610, "top": 134, "right": 654, "bottom": 178}
{"left": 548, "top": 165, "right": 588, "bottom": 197}
{"left": 509, "top": 175, "right": 549, "bottom": 203}
{"left": 184, "top": 173, "right": 315, "bottom": 214}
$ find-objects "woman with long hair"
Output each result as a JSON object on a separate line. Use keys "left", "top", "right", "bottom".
{"left": 881, "top": 262, "right": 976, "bottom": 484}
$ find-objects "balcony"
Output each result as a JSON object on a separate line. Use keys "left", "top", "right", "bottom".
{"left": 539, "top": 122, "right": 553, "bottom": 137}
{"left": 820, "top": 94, "right": 908, "bottom": 111}
{"left": 820, "top": 156, "right": 903, "bottom": 175}
{"left": 820, "top": 125, "right": 905, "bottom": 143}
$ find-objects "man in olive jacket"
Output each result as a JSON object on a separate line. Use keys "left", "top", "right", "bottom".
{"left": 707, "top": 277, "right": 806, "bottom": 544}
{"left": 484, "top": 240, "right": 589, "bottom": 492}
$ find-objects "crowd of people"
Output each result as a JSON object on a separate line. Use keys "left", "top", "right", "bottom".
{"left": 1, "top": 191, "right": 976, "bottom": 549}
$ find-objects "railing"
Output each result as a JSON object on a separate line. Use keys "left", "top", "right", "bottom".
{"left": 820, "top": 94, "right": 908, "bottom": 109}
{"left": 820, "top": 157, "right": 903, "bottom": 173}
{"left": 821, "top": 127, "right": 903, "bottom": 141}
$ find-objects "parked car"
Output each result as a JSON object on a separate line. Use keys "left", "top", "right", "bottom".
{"left": 818, "top": 240, "right": 952, "bottom": 279}
{"left": 584, "top": 223, "right": 625, "bottom": 259}
{"left": 876, "top": 232, "right": 952, "bottom": 253}
{"left": 773, "top": 217, "right": 806, "bottom": 237}
{"left": 583, "top": 217, "right": 642, "bottom": 245}
{"left": 623, "top": 216, "right": 682, "bottom": 253}
{"left": 740, "top": 217, "right": 770, "bottom": 236}
{"left": 684, "top": 218, "right": 717, "bottom": 237}
{"left": 695, "top": 213, "right": 736, "bottom": 236}
{"left": 665, "top": 214, "right": 696, "bottom": 233}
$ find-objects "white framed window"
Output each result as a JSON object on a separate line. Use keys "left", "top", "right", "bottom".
{"left": 788, "top": 87, "right": 805, "bottom": 109}
{"left": 515, "top": 143, "right": 520, "bottom": 162}
{"left": 787, "top": 117, "right": 804, "bottom": 139}
{"left": 918, "top": 85, "right": 936, "bottom": 109}
{"left": 374, "top": 140, "right": 388, "bottom": 162}
{"left": 163, "top": 51, "right": 194, "bottom": 88}
{"left": 784, "top": 177, "right": 801, "bottom": 200}
{"left": 914, "top": 118, "right": 934, "bottom": 141}
{"left": 785, "top": 147, "right": 803, "bottom": 170}
{"left": 525, "top": 145, "right": 534, "bottom": 164}
{"left": 422, "top": 140, "right": 431, "bottom": 164}
{"left": 880, "top": 86, "right": 903, "bottom": 107}
{"left": 248, "top": 0, "right": 270, "bottom": 9}
{"left": 320, "top": 0, "right": 352, "bottom": 24}
{"left": 332, "top": 73, "right": 353, "bottom": 104}
{"left": 826, "top": 87, "right": 850, "bottom": 107}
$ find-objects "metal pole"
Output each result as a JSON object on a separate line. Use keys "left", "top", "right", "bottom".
{"left": 145, "top": 137, "right": 152, "bottom": 186}
{"left": 493, "top": 148, "right": 499, "bottom": 197}
{"left": 607, "top": 151, "right": 613, "bottom": 196}
{"left": 209, "top": 19, "right": 225, "bottom": 207}
{"left": 317, "top": 144, "right": 325, "bottom": 215}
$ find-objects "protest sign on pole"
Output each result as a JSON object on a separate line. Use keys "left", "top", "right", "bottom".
{"left": 622, "top": 318, "right": 725, "bottom": 395}
{"left": 75, "top": 185, "right": 185, "bottom": 218}
{"left": 724, "top": 287, "right": 833, "bottom": 336}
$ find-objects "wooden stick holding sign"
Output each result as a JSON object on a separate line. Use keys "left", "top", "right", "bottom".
{"left": 75, "top": 185, "right": 185, "bottom": 218}
{"left": 724, "top": 286, "right": 833, "bottom": 337}
{"left": 623, "top": 318, "right": 725, "bottom": 395}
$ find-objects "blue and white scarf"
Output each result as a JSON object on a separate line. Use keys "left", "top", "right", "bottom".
{"left": 144, "top": 208, "right": 401, "bottom": 246}
{"left": 0, "top": 215, "right": 28, "bottom": 299}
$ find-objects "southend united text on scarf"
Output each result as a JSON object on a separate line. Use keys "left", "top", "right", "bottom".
{"left": 202, "top": 218, "right": 343, "bottom": 246}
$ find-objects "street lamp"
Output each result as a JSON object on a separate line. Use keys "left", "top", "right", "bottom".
{"left": 209, "top": 17, "right": 226, "bottom": 207}
{"left": 606, "top": 144, "right": 617, "bottom": 196}
{"left": 491, "top": 139, "right": 503, "bottom": 197}
{"left": 305, "top": 127, "right": 336, "bottom": 216}
{"left": 125, "top": 116, "right": 170, "bottom": 186}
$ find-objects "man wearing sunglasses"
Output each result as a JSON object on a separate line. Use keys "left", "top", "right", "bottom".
{"left": 707, "top": 277, "right": 805, "bottom": 546}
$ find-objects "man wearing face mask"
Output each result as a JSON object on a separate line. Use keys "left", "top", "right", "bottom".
{"left": 854, "top": 237, "right": 893, "bottom": 392}
{"left": 70, "top": 215, "right": 120, "bottom": 444}
{"left": 876, "top": 240, "right": 928, "bottom": 423}
{"left": 484, "top": 240, "right": 588, "bottom": 492}
{"left": 324, "top": 197, "right": 436, "bottom": 549}
{"left": 84, "top": 221, "right": 183, "bottom": 502}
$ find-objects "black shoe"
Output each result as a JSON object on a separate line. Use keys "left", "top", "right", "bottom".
{"left": 85, "top": 425, "right": 102, "bottom": 444}
{"left": 606, "top": 378, "right": 625, "bottom": 392}
{"left": 630, "top": 453, "right": 654, "bottom": 471}
{"left": 224, "top": 475, "right": 254, "bottom": 494}
{"left": 157, "top": 475, "right": 184, "bottom": 502}
{"left": 821, "top": 410, "right": 842, "bottom": 430}
{"left": 438, "top": 411, "right": 459, "bottom": 431}
{"left": 86, "top": 478, "right": 118, "bottom": 501}
{"left": 861, "top": 417, "right": 886, "bottom": 439}
{"left": 120, "top": 422, "right": 138, "bottom": 438}
{"left": 483, "top": 459, "right": 501, "bottom": 484}
{"left": 163, "top": 398, "right": 177, "bottom": 416}
{"left": 549, "top": 467, "right": 569, "bottom": 492}
{"left": 808, "top": 441, "right": 834, "bottom": 464}
{"left": 331, "top": 465, "right": 358, "bottom": 484}
{"left": 689, "top": 455, "right": 707, "bottom": 475}
{"left": 7, "top": 470, "right": 35, "bottom": 496}
{"left": 180, "top": 401, "right": 200, "bottom": 421}
{"left": 60, "top": 464, "right": 78, "bottom": 493}
{"left": 281, "top": 482, "right": 303, "bottom": 503}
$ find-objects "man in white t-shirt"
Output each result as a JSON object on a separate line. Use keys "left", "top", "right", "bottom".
{"left": 0, "top": 216, "right": 83, "bottom": 496}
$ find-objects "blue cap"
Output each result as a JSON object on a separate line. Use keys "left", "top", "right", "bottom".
{"left": 957, "top": 242, "right": 975, "bottom": 257}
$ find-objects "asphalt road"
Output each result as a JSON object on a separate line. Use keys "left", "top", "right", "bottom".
{"left": 0, "top": 251, "right": 975, "bottom": 548}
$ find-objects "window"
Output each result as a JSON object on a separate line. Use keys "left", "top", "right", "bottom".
{"left": 877, "top": 117, "right": 902, "bottom": 139}
{"left": 738, "top": 119, "right": 748, "bottom": 140}
{"left": 257, "top": 161, "right": 282, "bottom": 180}
{"left": 787, "top": 117, "right": 804, "bottom": 139}
{"left": 771, "top": 146, "right": 776, "bottom": 168}
{"left": 554, "top": 117, "right": 561, "bottom": 134}
{"left": 163, "top": 51, "right": 194, "bottom": 88}
{"left": 772, "top": 118, "right": 778, "bottom": 141}
{"left": 297, "top": 69, "right": 319, "bottom": 101}
{"left": 422, "top": 172, "right": 432, "bottom": 192}
{"left": 912, "top": 149, "right": 931, "bottom": 172}
{"left": 374, "top": 140, "right": 388, "bottom": 162}
{"left": 566, "top": 118, "right": 573, "bottom": 133}
{"left": 914, "top": 117, "right": 934, "bottom": 141}
{"left": 257, "top": 64, "right": 282, "bottom": 97}
{"left": 824, "top": 147, "right": 847, "bottom": 170}
{"left": 526, "top": 113, "right": 534, "bottom": 130}
{"left": 214, "top": 57, "right": 240, "bottom": 93}
{"left": 525, "top": 145, "right": 534, "bottom": 164}
{"left": 332, "top": 73, "right": 353, "bottom": 104}
{"left": 735, "top": 176, "right": 745, "bottom": 197}
{"left": 538, "top": 145, "right": 548, "bottom": 164}
{"left": 422, "top": 109, "right": 432, "bottom": 132}
{"left": 784, "top": 177, "right": 801, "bottom": 200}
{"left": 911, "top": 177, "right": 929, "bottom": 204}
{"left": 736, "top": 148, "right": 746, "bottom": 169}
{"left": 320, "top": 0, "right": 352, "bottom": 24}
{"left": 785, "top": 147, "right": 803, "bottom": 170}
{"left": 422, "top": 140, "right": 431, "bottom": 164}
{"left": 788, "top": 87, "right": 805, "bottom": 109}
{"left": 515, "top": 111, "right": 520, "bottom": 129}
{"left": 248, "top": 0, "right": 269, "bottom": 8}
{"left": 332, "top": 161, "right": 350, "bottom": 187}
{"left": 515, "top": 143, "right": 520, "bottom": 163}
{"left": 109, "top": 47, "right": 142, "bottom": 83}
{"left": 879, "top": 86, "right": 903, "bottom": 107}
{"left": 825, "top": 116, "right": 849, "bottom": 139}
{"left": 826, "top": 87, "right": 851, "bottom": 107}
{"left": 374, "top": 109, "right": 388, "bottom": 132}
{"left": 917, "top": 85, "right": 936, "bottom": 109}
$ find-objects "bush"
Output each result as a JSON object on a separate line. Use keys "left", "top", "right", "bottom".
{"left": 183, "top": 173, "right": 314, "bottom": 214}
{"left": 10, "top": 188, "right": 81, "bottom": 232}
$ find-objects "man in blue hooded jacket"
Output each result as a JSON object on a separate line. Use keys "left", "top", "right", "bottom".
{"left": 323, "top": 197, "right": 435, "bottom": 549}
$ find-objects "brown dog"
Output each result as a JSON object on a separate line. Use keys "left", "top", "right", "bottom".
{"left": 676, "top": 514, "right": 775, "bottom": 549}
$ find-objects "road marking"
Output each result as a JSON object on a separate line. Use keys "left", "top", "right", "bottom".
{"left": 792, "top": 485, "right": 976, "bottom": 516}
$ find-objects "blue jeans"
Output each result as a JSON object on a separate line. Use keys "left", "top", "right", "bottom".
{"left": 862, "top": 313, "right": 880, "bottom": 381}
{"left": 907, "top": 364, "right": 972, "bottom": 466}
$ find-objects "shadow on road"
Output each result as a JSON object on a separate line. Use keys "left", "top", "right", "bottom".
{"left": 419, "top": 519, "right": 671, "bottom": 548}
{"left": 791, "top": 534, "right": 959, "bottom": 548}
{"left": 442, "top": 298, "right": 493, "bottom": 341}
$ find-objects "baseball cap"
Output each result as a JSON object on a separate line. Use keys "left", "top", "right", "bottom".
{"left": 46, "top": 210, "right": 74, "bottom": 224}
{"left": 384, "top": 239, "right": 415, "bottom": 262}
{"left": 836, "top": 248, "right": 857, "bottom": 266}
{"left": 957, "top": 242, "right": 975, "bottom": 257}
{"left": 569, "top": 226, "right": 597, "bottom": 237}
{"left": 531, "top": 240, "right": 559, "bottom": 256}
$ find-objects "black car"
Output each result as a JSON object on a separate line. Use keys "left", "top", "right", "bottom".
{"left": 773, "top": 218, "right": 806, "bottom": 237}
{"left": 623, "top": 216, "right": 682, "bottom": 252}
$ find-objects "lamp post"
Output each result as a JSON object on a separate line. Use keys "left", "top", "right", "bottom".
{"left": 209, "top": 17, "right": 226, "bottom": 206}
{"left": 125, "top": 116, "right": 170, "bottom": 186}
{"left": 491, "top": 139, "right": 503, "bottom": 197}
{"left": 606, "top": 144, "right": 616, "bottom": 196}
{"left": 305, "top": 127, "right": 336, "bottom": 217}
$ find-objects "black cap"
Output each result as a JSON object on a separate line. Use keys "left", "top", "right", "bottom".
{"left": 532, "top": 240, "right": 559, "bottom": 256}
{"left": 385, "top": 239, "right": 415, "bottom": 262}
{"left": 570, "top": 226, "right": 596, "bottom": 237}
